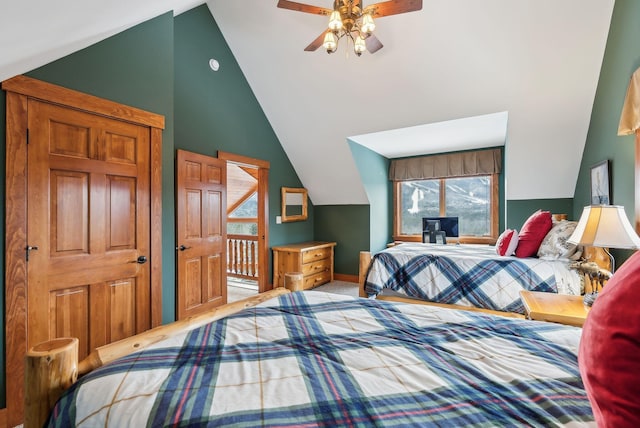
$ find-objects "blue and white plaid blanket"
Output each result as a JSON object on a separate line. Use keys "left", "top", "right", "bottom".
{"left": 48, "top": 291, "right": 593, "bottom": 427}
{"left": 365, "top": 243, "right": 582, "bottom": 314}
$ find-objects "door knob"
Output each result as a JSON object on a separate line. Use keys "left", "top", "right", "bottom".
{"left": 136, "top": 256, "right": 148, "bottom": 264}
{"left": 176, "top": 245, "right": 191, "bottom": 251}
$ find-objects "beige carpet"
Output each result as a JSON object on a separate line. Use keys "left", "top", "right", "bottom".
{"left": 311, "top": 280, "right": 359, "bottom": 297}
{"left": 227, "top": 280, "right": 359, "bottom": 303}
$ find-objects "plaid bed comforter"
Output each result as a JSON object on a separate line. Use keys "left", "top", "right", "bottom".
{"left": 365, "top": 243, "right": 582, "bottom": 314}
{"left": 48, "top": 291, "right": 593, "bottom": 427}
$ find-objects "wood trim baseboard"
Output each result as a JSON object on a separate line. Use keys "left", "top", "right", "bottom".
{"left": 334, "top": 273, "right": 357, "bottom": 283}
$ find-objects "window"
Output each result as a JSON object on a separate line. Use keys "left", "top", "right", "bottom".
{"left": 228, "top": 192, "right": 258, "bottom": 235}
{"left": 394, "top": 173, "right": 498, "bottom": 243}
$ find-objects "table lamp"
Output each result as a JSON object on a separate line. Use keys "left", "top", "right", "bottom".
{"left": 568, "top": 205, "right": 640, "bottom": 305}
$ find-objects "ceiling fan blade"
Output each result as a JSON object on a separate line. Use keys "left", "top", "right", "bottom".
{"left": 304, "top": 31, "right": 329, "bottom": 51}
{"left": 365, "top": 0, "right": 423, "bottom": 18}
{"left": 365, "top": 34, "right": 384, "bottom": 53}
{"left": 277, "top": 0, "right": 332, "bottom": 16}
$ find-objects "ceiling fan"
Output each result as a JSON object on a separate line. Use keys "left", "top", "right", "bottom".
{"left": 277, "top": 0, "right": 423, "bottom": 56}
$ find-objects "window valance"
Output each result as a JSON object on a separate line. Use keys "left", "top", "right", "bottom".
{"left": 389, "top": 148, "right": 502, "bottom": 181}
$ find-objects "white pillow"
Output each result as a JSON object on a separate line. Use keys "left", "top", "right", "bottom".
{"left": 537, "top": 220, "right": 578, "bottom": 259}
{"left": 496, "top": 229, "right": 519, "bottom": 256}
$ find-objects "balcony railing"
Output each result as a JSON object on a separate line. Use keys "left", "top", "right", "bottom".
{"left": 227, "top": 234, "right": 258, "bottom": 280}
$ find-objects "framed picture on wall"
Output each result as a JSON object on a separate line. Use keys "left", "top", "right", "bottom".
{"left": 590, "top": 160, "right": 611, "bottom": 204}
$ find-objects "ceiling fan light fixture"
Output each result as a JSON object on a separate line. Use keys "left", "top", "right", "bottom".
{"left": 354, "top": 35, "right": 367, "bottom": 56}
{"left": 323, "top": 31, "right": 338, "bottom": 53}
{"left": 361, "top": 13, "right": 375, "bottom": 34}
{"left": 278, "top": 0, "right": 423, "bottom": 56}
{"left": 328, "top": 10, "right": 343, "bottom": 31}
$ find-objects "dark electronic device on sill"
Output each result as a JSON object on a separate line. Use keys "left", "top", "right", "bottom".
{"left": 422, "top": 216, "right": 459, "bottom": 244}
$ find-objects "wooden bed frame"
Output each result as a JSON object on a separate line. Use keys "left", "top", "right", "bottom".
{"left": 24, "top": 288, "right": 290, "bottom": 428}
{"left": 358, "top": 246, "right": 611, "bottom": 319}
{"left": 21, "top": 245, "right": 614, "bottom": 428}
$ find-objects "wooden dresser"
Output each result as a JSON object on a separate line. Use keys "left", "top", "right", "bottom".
{"left": 272, "top": 241, "right": 336, "bottom": 290}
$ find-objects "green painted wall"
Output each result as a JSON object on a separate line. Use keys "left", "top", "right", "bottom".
{"left": 173, "top": 6, "right": 314, "bottom": 264}
{"left": 349, "top": 140, "right": 391, "bottom": 252}
{"left": 314, "top": 205, "right": 369, "bottom": 276}
{"left": 506, "top": 199, "right": 574, "bottom": 229}
{"left": 573, "top": 0, "right": 640, "bottom": 266}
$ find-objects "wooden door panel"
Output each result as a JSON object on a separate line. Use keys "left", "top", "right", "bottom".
{"left": 177, "top": 150, "right": 227, "bottom": 319}
{"left": 104, "top": 132, "right": 137, "bottom": 164}
{"left": 50, "top": 170, "right": 89, "bottom": 256}
{"left": 106, "top": 175, "right": 137, "bottom": 250}
{"left": 49, "top": 286, "right": 90, "bottom": 357}
{"left": 49, "top": 119, "right": 92, "bottom": 158}
{"left": 184, "top": 258, "right": 203, "bottom": 310}
{"left": 107, "top": 279, "right": 137, "bottom": 342}
{"left": 205, "top": 190, "right": 222, "bottom": 237}
{"left": 206, "top": 254, "right": 223, "bottom": 301}
{"left": 186, "top": 189, "right": 203, "bottom": 238}
{"left": 206, "top": 164, "right": 222, "bottom": 183}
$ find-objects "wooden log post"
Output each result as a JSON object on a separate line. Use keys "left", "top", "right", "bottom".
{"left": 284, "top": 272, "right": 304, "bottom": 291}
{"left": 25, "top": 337, "right": 79, "bottom": 428}
{"left": 359, "top": 251, "right": 372, "bottom": 298}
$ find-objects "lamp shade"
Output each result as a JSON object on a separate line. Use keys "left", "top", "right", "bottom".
{"left": 568, "top": 205, "right": 640, "bottom": 249}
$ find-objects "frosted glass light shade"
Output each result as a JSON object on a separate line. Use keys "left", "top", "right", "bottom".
{"left": 323, "top": 31, "right": 337, "bottom": 52}
{"left": 361, "top": 14, "right": 376, "bottom": 34}
{"left": 568, "top": 205, "right": 640, "bottom": 249}
{"left": 354, "top": 36, "right": 367, "bottom": 55}
{"left": 328, "top": 10, "right": 343, "bottom": 31}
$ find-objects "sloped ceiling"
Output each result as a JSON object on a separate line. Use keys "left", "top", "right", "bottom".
{"left": 1, "top": 1, "right": 615, "bottom": 205}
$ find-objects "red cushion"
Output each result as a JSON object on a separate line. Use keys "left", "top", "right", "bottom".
{"left": 514, "top": 210, "right": 552, "bottom": 258}
{"left": 579, "top": 251, "right": 640, "bottom": 427}
{"left": 495, "top": 229, "right": 519, "bottom": 256}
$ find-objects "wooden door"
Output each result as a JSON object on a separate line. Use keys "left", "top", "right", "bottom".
{"left": 3, "top": 75, "right": 163, "bottom": 427}
{"left": 176, "top": 150, "right": 227, "bottom": 319}
{"left": 27, "top": 99, "right": 153, "bottom": 356}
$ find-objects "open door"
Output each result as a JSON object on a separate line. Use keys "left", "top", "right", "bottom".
{"left": 176, "top": 149, "right": 227, "bottom": 319}
{"left": 218, "top": 151, "right": 270, "bottom": 293}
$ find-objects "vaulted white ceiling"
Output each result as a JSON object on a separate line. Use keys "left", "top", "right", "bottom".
{"left": 1, "top": 1, "right": 615, "bottom": 205}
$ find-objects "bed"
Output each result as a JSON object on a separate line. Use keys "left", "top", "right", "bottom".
{"left": 361, "top": 242, "right": 584, "bottom": 315}
{"left": 34, "top": 289, "right": 594, "bottom": 427}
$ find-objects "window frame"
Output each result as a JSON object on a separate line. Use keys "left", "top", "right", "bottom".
{"left": 392, "top": 173, "right": 499, "bottom": 244}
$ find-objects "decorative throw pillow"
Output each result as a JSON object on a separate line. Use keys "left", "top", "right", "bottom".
{"left": 579, "top": 251, "right": 640, "bottom": 427}
{"left": 537, "top": 220, "right": 578, "bottom": 259}
{"left": 495, "top": 229, "right": 519, "bottom": 256}
{"left": 514, "top": 210, "right": 553, "bottom": 258}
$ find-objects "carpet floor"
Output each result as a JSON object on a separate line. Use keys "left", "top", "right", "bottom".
{"left": 227, "top": 280, "right": 359, "bottom": 303}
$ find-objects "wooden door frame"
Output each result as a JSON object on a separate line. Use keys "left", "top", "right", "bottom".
{"left": 217, "top": 151, "right": 271, "bottom": 292}
{"left": 2, "top": 75, "right": 164, "bottom": 426}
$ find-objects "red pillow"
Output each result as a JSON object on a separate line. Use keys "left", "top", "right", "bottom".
{"left": 514, "top": 210, "right": 552, "bottom": 258}
{"left": 579, "top": 251, "right": 640, "bottom": 427}
{"left": 495, "top": 229, "right": 519, "bottom": 256}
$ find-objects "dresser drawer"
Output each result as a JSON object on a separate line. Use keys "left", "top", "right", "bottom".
{"left": 302, "top": 247, "right": 331, "bottom": 264}
{"left": 302, "top": 259, "right": 331, "bottom": 276}
{"left": 304, "top": 271, "right": 332, "bottom": 289}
